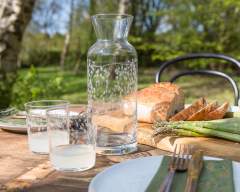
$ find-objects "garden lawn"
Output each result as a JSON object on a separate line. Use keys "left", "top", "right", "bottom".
{"left": 17, "top": 66, "right": 238, "bottom": 106}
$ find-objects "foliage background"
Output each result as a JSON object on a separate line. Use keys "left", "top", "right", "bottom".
{"left": 20, "top": 0, "right": 240, "bottom": 68}
{"left": 2, "top": 0, "right": 240, "bottom": 108}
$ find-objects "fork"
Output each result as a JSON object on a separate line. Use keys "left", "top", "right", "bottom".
{"left": 159, "top": 144, "right": 190, "bottom": 192}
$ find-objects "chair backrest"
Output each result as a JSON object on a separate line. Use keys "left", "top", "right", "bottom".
{"left": 155, "top": 53, "right": 240, "bottom": 106}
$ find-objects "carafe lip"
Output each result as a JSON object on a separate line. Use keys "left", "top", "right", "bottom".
{"left": 91, "top": 13, "right": 133, "bottom": 20}
{"left": 91, "top": 13, "right": 133, "bottom": 40}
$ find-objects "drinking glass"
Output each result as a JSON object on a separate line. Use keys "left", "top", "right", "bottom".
{"left": 47, "top": 108, "right": 96, "bottom": 172}
{"left": 25, "top": 100, "right": 69, "bottom": 154}
{"left": 87, "top": 14, "right": 138, "bottom": 155}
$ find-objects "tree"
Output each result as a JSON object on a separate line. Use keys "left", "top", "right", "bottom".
{"left": 0, "top": 0, "right": 35, "bottom": 108}
{"left": 118, "top": 0, "right": 131, "bottom": 14}
{"left": 130, "top": 0, "right": 164, "bottom": 36}
{"left": 60, "top": 0, "right": 74, "bottom": 70}
{"left": 149, "top": 0, "right": 240, "bottom": 67}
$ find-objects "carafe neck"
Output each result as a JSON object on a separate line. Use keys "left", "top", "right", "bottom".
{"left": 92, "top": 14, "right": 133, "bottom": 41}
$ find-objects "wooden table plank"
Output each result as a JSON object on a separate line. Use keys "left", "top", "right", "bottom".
{"left": 4, "top": 123, "right": 240, "bottom": 192}
{"left": 0, "top": 129, "right": 169, "bottom": 192}
{"left": 24, "top": 148, "right": 168, "bottom": 192}
{"left": 5, "top": 161, "right": 54, "bottom": 190}
{"left": 0, "top": 130, "right": 47, "bottom": 184}
{"left": 138, "top": 124, "right": 240, "bottom": 161}
{"left": 2, "top": 106, "right": 240, "bottom": 191}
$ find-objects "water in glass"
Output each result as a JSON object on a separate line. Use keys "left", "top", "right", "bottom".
{"left": 25, "top": 100, "right": 69, "bottom": 154}
{"left": 48, "top": 109, "right": 96, "bottom": 172}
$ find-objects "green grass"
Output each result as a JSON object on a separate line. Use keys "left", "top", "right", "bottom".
{"left": 18, "top": 66, "right": 239, "bottom": 105}
{"left": 138, "top": 67, "right": 237, "bottom": 105}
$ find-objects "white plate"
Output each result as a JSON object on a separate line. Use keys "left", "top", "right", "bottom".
{"left": 229, "top": 106, "right": 240, "bottom": 113}
{"left": 0, "top": 111, "right": 80, "bottom": 134}
{"left": 0, "top": 118, "right": 27, "bottom": 133}
{"left": 88, "top": 156, "right": 240, "bottom": 192}
{"left": 0, "top": 125, "right": 27, "bottom": 133}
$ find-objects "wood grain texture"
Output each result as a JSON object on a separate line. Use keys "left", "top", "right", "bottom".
{"left": 5, "top": 161, "right": 54, "bottom": 190}
{"left": 2, "top": 118, "right": 240, "bottom": 191}
{"left": 138, "top": 123, "right": 240, "bottom": 161}
{"left": 0, "top": 129, "right": 169, "bottom": 192}
{"left": 0, "top": 130, "right": 47, "bottom": 184}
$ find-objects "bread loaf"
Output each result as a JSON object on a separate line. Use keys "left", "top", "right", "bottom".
{"left": 204, "top": 102, "right": 229, "bottom": 121}
{"left": 169, "top": 98, "right": 207, "bottom": 121}
{"left": 187, "top": 101, "right": 218, "bottom": 121}
{"left": 124, "top": 82, "right": 185, "bottom": 123}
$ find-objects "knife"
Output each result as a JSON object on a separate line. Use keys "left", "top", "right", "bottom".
{"left": 184, "top": 150, "right": 204, "bottom": 192}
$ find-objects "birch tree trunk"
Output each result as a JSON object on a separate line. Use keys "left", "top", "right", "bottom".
{"left": 60, "top": 0, "right": 74, "bottom": 70}
{"left": 0, "top": 0, "right": 35, "bottom": 108}
{"left": 118, "top": 0, "right": 131, "bottom": 14}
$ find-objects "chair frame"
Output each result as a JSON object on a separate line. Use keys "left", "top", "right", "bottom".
{"left": 155, "top": 53, "right": 240, "bottom": 105}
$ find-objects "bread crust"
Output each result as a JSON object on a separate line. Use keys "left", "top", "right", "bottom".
{"left": 187, "top": 101, "right": 218, "bottom": 121}
{"left": 124, "top": 82, "right": 185, "bottom": 123}
{"left": 204, "top": 102, "right": 229, "bottom": 120}
{"left": 169, "top": 98, "right": 207, "bottom": 121}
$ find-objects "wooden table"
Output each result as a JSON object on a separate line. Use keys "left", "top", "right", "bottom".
{"left": 0, "top": 129, "right": 170, "bottom": 192}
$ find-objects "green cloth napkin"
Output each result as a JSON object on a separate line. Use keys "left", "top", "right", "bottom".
{"left": 145, "top": 156, "right": 234, "bottom": 192}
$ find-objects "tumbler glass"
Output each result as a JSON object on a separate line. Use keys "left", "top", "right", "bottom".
{"left": 47, "top": 108, "right": 96, "bottom": 172}
{"left": 25, "top": 100, "right": 69, "bottom": 154}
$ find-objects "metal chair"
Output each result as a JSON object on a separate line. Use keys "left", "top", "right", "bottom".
{"left": 155, "top": 53, "right": 240, "bottom": 105}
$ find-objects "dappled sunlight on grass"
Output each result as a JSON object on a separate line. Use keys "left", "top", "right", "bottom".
{"left": 18, "top": 66, "right": 239, "bottom": 105}
{"left": 176, "top": 76, "right": 235, "bottom": 105}
{"left": 138, "top": 67, "right": 237, "bottom": 105}
{"left": 61, "top": 92, "right": 87, "bottom": 104}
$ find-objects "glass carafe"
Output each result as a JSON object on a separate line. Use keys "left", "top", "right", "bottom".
{"left": 87, "top": 14, "right": 137, "bottom": 155}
